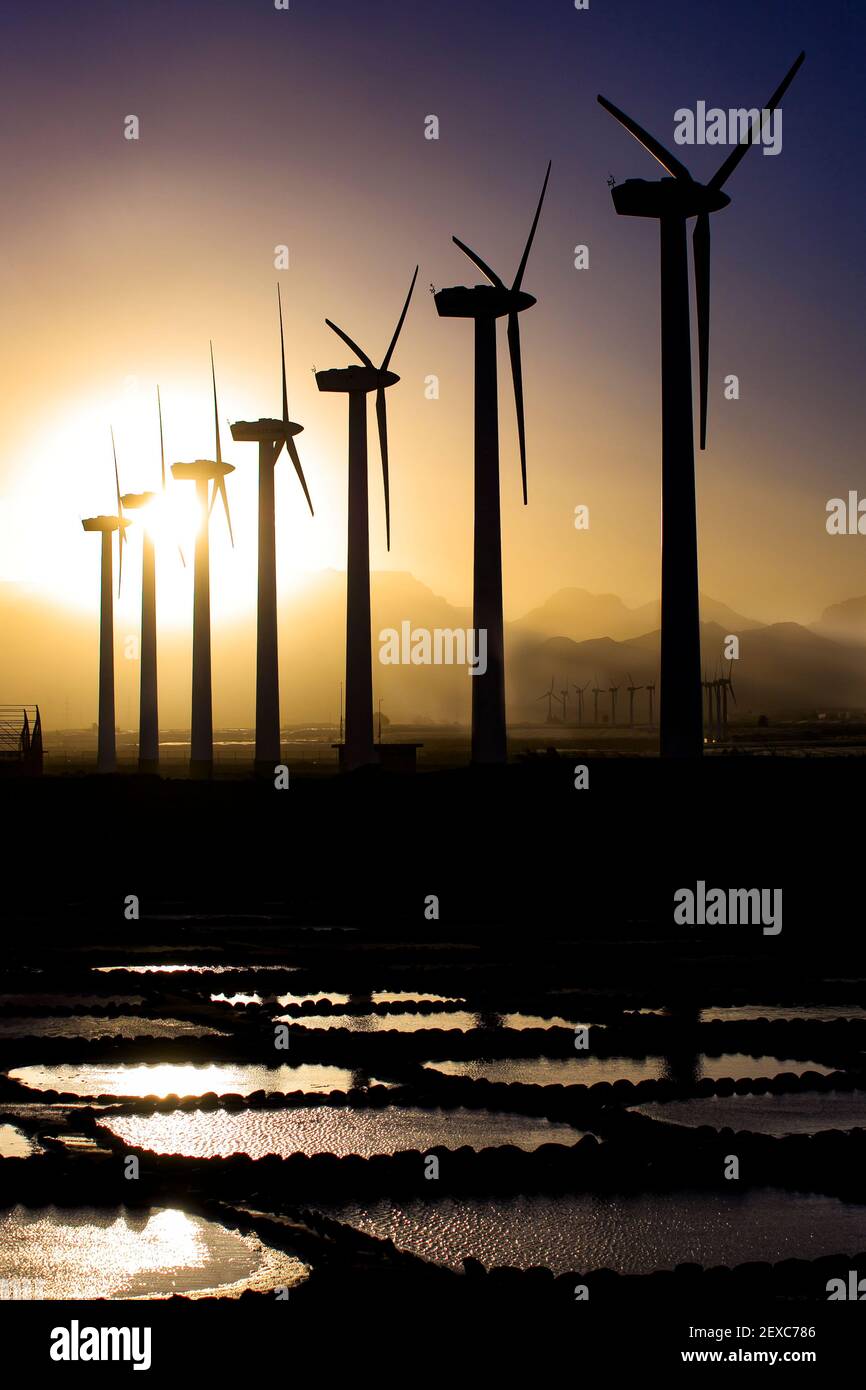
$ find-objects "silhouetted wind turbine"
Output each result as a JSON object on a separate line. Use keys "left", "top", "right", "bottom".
{"left": 646, "top": 676, "right": 657, "bottom": 727}
{"left": 720, "top": 657, "right": 737, "bottom": 738}
{"left": 172, "top": 351, "right": 235, "bottom": 777}
{"left": 626, "top": 671, "right": 643, "bottom": 727}
{"left": 559, "top": 678, "right": 569, "bottom": 724}
{"left": 598, "top": 53, "right": 804, "bottom": 758}
{"left": 231, "top": 287, "right": 314, "bottom": 774}
{"left": 573, "top": 679, "right": 590, "bottom": 725}
{"left": 592, "top": 674, "right": 603, "bottom": 725}
{"left": 316, "top": 267, "right": 418, "bottom": 771}
{"left": 435, "top": 163, "right": 551, "bottom": 764}
{"left": 536, "top": 675, "right": 560, "bottom": 723}
{"left": 119, "top": 388, "right": 177, "bottom": 773}
{"left": 609, "top": 679, "right": 620, "bottom": 726}
{"left": 81, "top": 428, "right": 131, "bottom": 772}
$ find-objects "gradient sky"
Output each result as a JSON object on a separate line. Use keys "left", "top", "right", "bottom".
{"left": 0, "top": 0, "right": 864, "bottom": 642}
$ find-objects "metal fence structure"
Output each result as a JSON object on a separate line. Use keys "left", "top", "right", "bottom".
{"left": 0, "top": 706, "right": 43, "bottom": 774}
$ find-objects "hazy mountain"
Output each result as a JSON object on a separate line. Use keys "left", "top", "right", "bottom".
{"left": 813, "top": 596, "right": 866, "bottom": 646}
{"left": 510, "top": 620, "right": 866, "bottom": 719}
{"left": 513, "top": 588, "right": 760, "bottom": 642}
{"left": 2, "top": 576, "right": 864, "bottom": 731}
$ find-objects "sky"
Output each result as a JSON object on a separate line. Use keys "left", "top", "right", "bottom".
{"left": 0, "top": 0, "right": 864, "bottom": 667}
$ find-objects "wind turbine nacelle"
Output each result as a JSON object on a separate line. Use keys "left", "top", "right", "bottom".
{"left": 120, "top": 492, "right": 157, "bottom": 511}
{"left": 612, "top": 177, "right": 730, "bottom": 220}
{"left": 315, "top": 366, "right": 398, "bottom": 394}
{"left": 230, "top": 418, "right": 303, "bottom": 443}
{"left": 81, "top": 515, "right": 130, "bottom": 532}
{"left": 434, "top": 285, "right": 536, "bottom": 319}
{"left": 172, "top": 459, "right": 235, "bottom": 482}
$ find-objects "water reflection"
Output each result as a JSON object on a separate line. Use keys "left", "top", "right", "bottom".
{"left": 635, "top": 1092, "right": 866, "bottom": 1136}
{"left": 0, "top": 1016, "right": 227, "bottom": 1040}
{"left": 0, "top": 1205, "right": 307, "bottom": 1298}
{"left": 423, "top": 1054, "right": 834, "bottom": 1087}
{"left": 9, "top": 1062, "right": 367, "bottom": 1098}
{"left": 0, "top": 1123, "right": 41, "bottom": 1157}
{"left": 311, "top": 1189, "right": 866, "bottom": 1274}
{"left": 100, "top": 1106, "right": 587, "bottom": 1157}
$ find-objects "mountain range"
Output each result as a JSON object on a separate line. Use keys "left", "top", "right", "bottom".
{"left": 2, "top": 575, "right": 866, "bottom": 729}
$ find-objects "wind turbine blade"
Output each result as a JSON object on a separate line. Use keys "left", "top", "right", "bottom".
{"left": 278, "top": 283, "right": 290, "bottom": 465}
{"left": 597, "top": 96, "right": 693, "bottom": 180}
{"left": 213, "top": 477, "right": 234, "bottom": 548}
{"left": 693, "top": 212, "right": 711, "bottom": 450}
{"left": 325, "top": 319, "right": 374, "bottom": 367}
{"left": 111, "top": 425, "right": 125, "bottom": 596}
{"left": 512, "top": 160, "right": 551, "bottom": 292}
{"left": 451, "top": 237, "right": 504, "bottom": 288}
{"left": 157, "top": 386, "right": 166, "bottom": 490}
{"left": 381, "top": 265, "right": 419, "bottom": 371}
{"left": 709, "top": 51, "right": 805, "bottom": 190}
{"left": 210, "top": 342, "right": 223, "bottom": 465}
{"left": 507, "top": 313, "right": 528, "bottom": 505}
{"left": 375, "top": 388, "right": 391, "bottom": 551}
{"left": 286, "top": 433, "right": 314, "bottom": 518}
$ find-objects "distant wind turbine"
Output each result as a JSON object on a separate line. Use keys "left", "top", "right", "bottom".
{"left": 118, "top": 388, "right": 181, "bottom": 773}
{"left": 171, "top": 349, "right": 235, "bottom": 778}
{"left": 81, "top": 427, "right": 131, "bottom": 772}
{"left": 592, "top": 674, "right": 603, "bottom": 725}
{"left": 536, "top": 674, "right": 560, "bottom": 723}
{"left": 626, "top": 671, "right": 643, "bottom": 727}
{"left": 573, "top": 679, "right": 590, "bottom": 725}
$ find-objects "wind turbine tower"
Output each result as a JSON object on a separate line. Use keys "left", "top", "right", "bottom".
{"left": 81, "top": 428, "right": 131, "bottom": 772}
{"left": 231, "top": 288, "right": 314, "bottom": 775}
{"left": 435, "top": 163, "right": 551, "bottom": 764}
{"left": 171, "top": 349, "right": 235, "bottom": 778}
{"left": 316, "top": 268, "right": 418, "bottom": 771}
{"left": 598, "top": 54, "right": 804, "bottom": 758}
{"left": 573, "top": 679, "right": 590, "bottom": 725}
{"left": 626, "top": 672, "right": 643, "bottom": 727}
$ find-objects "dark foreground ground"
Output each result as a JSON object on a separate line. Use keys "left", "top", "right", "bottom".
{"left": 0, "top": 754, "right": 863, "bottom": 1368}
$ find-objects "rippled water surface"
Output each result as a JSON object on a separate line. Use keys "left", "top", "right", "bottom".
{"left": 0, "top": 1124, "right": 41, "bottom": 1157}
{"left": 0, "top": 1016, "right": 227, "bottom": 1040}
{"left": 424, "top": 1054, "right": 836, "bottom": 1086}
{"left": 700, "top": 1005, "right": 865, "bottom": 1022}
{"left": 634, "top": 1093, "right": 866, "bottom": 1136}
{"left": 313, "top": 1190, "right": 866, "bottom": 1273}
{"left": 284, "top": 1011, "right": 576, "bottom": 1033}
{"left": 0, "top": 1205, "right": 307, "bottom": 1298}
{"left": 9, "top": 1062, "right": 369, "bottom": 1098}
{"left": 99, "top": 1106, "right": 586, "bottom": 1157}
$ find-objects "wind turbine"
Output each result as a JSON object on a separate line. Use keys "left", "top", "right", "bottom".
{"left": 536, "top": 675, "right": 560, "bottom": 723}
{"left": 626, "top": 672, "right": 643, "bottom": 727}
{"left": 592, "top": 674, "right": 603, "bottom": 725}
{"left": 435, "top": 162, "right": 551, "bottom": 764}
{"left": 609, "top": 680, "right": 620, "bottom": 726}
{"left": 719, "top": 657, "right": 737, "bottom": 739}
{"left": 646, "top": 676, "right": 657, "bottom": 727}
{"left": 316, "top": 267, "right": 418, "bottom": 771}
{"left": 171, "top": 349, "right": 235, "bottom": 778}
{"left": 559, "top": 678, "right": 570, "bottom": 725}
{"left": 573, "top": 679, "right": 590, "bottom": 725}
{"left": 81, "top": 428, "right": 131, "bottom": 772}
{"left": 119, "top": 388, "right": 183, "bottom": 773}
{"left": 598, "top": 53, "right": 804, "bottom": 758}
{"left": 231, "top": 287, "right": 314, "bottom": 775}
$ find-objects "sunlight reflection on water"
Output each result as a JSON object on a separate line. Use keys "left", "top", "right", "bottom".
{"left": 0, "top": 1205, "right": 307, "bottom": 1298}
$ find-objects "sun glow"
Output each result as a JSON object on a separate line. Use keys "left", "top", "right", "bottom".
{"left": 2, "top": 383, "right": 335, "bottom": 628}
